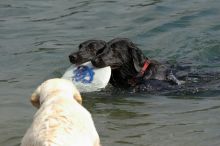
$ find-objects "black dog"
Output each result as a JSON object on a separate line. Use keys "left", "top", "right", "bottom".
{"left": 69, "top": 38, "right": 220, "bottom": 93}
{"left": 69, "top": 40, "right": 106, "bottom": 65}
{"left": 92, "top": 38, "right": 182, "bottom": 91}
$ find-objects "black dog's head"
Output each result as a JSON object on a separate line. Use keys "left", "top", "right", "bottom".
{"left": 69, "top": 40, "right": 106, "bottom": 65}
{"left": 92, "top": 38, "right": 147, "bottom": 72}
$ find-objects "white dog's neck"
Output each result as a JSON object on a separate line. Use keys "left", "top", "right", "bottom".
{"left": 40, "top": 91, "right": 74, "bottom": 106}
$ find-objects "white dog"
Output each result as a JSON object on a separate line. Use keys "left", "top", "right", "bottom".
{"left": 21, "top": 78, "right": 101, "bottom": 146}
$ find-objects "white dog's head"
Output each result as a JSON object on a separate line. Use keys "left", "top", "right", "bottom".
{"left": 30, "top": 78, "right": 82, "bottom": 108}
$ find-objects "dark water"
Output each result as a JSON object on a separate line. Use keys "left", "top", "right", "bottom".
{"left": 1, "top": 0, "right": 220, "bottom": 146}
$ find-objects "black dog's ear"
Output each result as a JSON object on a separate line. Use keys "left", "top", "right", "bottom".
{"left": 128, "top": 42, "right": 147, "bottom": 72}
{"left": 95, "top": 41, "right": 107, "bottom": 55}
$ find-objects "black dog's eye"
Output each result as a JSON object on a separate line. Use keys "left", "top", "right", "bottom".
{"left": 88, "top": 43, "right": 96, "bottom": 52}
{"left": 86, "top": 44, "right": 95, "bottom": 52}
{"left": 88, "top": 43, "right": 94, "bottom": 49}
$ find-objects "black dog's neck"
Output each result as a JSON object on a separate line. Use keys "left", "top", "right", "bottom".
{"left": 110, "top": 60, "right": 158, "bottom": 88}
{"left": 109, "top": 61, "right": 138, "bottom": 88}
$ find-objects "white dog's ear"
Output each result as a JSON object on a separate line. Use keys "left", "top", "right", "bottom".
{"left": 73, "top": 88, "right": 82, "bottom": 105}
{"left": 30, "top": 85, "right": 41, "bottom": 108}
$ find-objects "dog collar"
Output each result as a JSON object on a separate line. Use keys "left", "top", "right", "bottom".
{"left": 138, "top": 59, "right": 151, "bottom": 76}
{"left": 128, "top": 59, "right": 151, "bottom": 86}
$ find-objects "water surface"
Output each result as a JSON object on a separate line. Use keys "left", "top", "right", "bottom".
{"left": 0, "top": 0, "right": 220, "bottom": 146}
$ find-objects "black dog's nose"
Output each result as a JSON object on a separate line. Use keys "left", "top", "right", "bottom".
{"left": 69, "top": 54, "right": 77, "bottom": 63}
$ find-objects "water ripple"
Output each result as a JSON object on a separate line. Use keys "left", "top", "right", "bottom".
{"left": 0, "top": 78, "right": 18, "bottom": 83}
{"left": 178, "top": 105, "right": 220, "bottom": 114}
{"left": 30, "top": 10, "right": 88, "bottom": 22}
{"left": 12, "top": 47, "right": 63, "bottom": 56}
{"left": 130, "top": 0, "right": 162, "bottom": 8}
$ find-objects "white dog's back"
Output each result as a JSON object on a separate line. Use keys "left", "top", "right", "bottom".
{"left": 21, "top": 79, "right": 100, "bottom": 146}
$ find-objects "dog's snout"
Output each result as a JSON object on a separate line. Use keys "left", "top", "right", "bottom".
{"left": 69, "top": 54, "right": 77, "bottom": 63}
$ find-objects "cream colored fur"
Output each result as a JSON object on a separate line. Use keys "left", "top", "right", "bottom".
{"left": 21, "top": 78, "right": 100, "bottom": 146}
